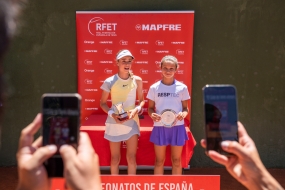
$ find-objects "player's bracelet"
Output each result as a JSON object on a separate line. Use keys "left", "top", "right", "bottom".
{"left": 135, "top": 106, "right": 142, "bottom": 112}
{"left": 108, "top": 110, "right": 115, "bottom": 117}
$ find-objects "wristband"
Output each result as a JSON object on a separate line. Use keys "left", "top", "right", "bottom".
{"left": 135, "top": 106, "right": 142, "bottom": 112}
{"left": 108, "top": 110, "right": 115, "bottom": 117}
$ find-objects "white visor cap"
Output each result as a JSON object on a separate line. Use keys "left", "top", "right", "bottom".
{"left": 116, "top": 50, "right": 134, "bottom": 60}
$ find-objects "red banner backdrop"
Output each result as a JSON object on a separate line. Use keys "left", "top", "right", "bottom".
{"left": 51, "top": 175, "right": 220, "bottom": 190}
{"left": 76, "top": 11, "right": 196, "bottom": 168}
{"left": 76, "top": 11, "right": 194, "bottom": 123}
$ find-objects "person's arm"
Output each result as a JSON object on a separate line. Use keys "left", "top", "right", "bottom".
{"left": 16, "top": 114, "right": 57, "bottom": 190}
{"left": 99, "top": 90, "right": 111, "bottom": 114}
{"left": 176, "top": 100, "right": 189, "bottom": 121}
{"left": 100, "top": 90, "right": 122, "bottom": 123}
{"left": 148, "top": 99, "right": 161, "bottom": 122}
{"left": 60, "top": 132, "right": 102, "bottom": 190}
{"left": 128, "top": 77, "right": 145, "bottom": 119}
{"left": 201, "top": 122, "right": 283, "bottom": 190}
{"left": 136, "top": 77, "right": 145, "bottom": 109}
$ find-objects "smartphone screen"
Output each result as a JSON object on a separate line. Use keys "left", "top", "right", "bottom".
{"left": 42, "top": 93, "right": 81, "bottom": 177}
{"left": 202, "top": 85, "right": 238, "bottom": 155}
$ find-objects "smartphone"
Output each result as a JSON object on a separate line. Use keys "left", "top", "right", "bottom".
{"left": 42, "top": 93, "right": 81, "bottom": 177}
{"left": 202, "top": 84, "right": 238, "bottom": 155}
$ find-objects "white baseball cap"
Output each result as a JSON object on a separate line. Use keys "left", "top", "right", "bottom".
{"left": 116, "top": 50, "right": 134, "bottom": 60}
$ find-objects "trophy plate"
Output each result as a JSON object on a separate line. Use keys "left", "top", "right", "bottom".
{"left": 160, "top": 109, "right": 177, "bottom": 128}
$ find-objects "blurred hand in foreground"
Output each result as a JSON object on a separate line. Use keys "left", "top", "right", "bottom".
{"left": 201, "top": 121, "right": 283, "bottom": 190}
{"left": 60, "top": 132, "right": 102, "bottom": 190}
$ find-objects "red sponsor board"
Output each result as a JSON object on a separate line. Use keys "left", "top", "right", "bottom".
{"left": 76, "top": 11, "right": 194, "bottom": 123}
{"left": 51, "top": 175, "right": 220, "bottom": 190}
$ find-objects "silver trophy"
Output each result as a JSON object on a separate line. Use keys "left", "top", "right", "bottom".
{"left": 160, "top": 109, "right": 177, "bottom": 128}
{"left": 114, "top": 102, "right": 129, "bottom": 121}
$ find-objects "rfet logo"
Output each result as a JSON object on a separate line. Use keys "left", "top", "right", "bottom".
{"left": 84, "top": 79, "right": 93, "bottom": 84}
{"left": 176, "top": 49, "right": 184, "bottom": 55}
{"left": 120, "top": 40, "right": 128, "bottom": 45}
{"left": 140, "top": 49, "right": 148, "bottom": 54}
{"left": 88, "top": 17, "right": 117, "bottom": 36}
{"left": 104, "top": 68, "right": 113, "bottom": 74}
{"left": 156, "top": 40, "right": 164, "bottom": 46}
{"left": 104, "top": 49, "right": 112, "bottom": 54}
{"left": 140, "top": 69, "right": 148, "bottom": 74}
{"left": 84, "top": 59, "right": 93, "bottom": 65}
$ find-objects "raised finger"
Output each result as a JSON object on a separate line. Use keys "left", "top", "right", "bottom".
{"left": 60, "top": 144, "right": 77, "bottom": 169}
{"left": 220, "top": 141, "right": 248, "bottom": 159}
{"left": 32, "top": 136, "right": 43, "bottom": 149}
{"left": 77, "top": 132, "right": 95, "bottom": 156}
{"left": 19, "top": 114, "right": 42, "bottom": 150}
{"left": 208, "top": 150, "right": 230, "bottom": 166}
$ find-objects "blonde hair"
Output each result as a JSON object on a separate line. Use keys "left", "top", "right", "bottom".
{"left": 160, "top": 55, "right": 179, "bottom": 69}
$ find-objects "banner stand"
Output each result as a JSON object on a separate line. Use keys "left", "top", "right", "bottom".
{"left": 51, "top": 175, "right": 220, "bottom": 190}
{"left": 100, "top": 165, "right": 190, "bottom": 171}
{"left": 76, "top": 10, "right": 196, "bottom": 168}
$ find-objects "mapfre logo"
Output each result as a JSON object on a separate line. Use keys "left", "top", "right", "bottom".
{"left": 84, "top": 50, "right": 97, "bottom": 53}
{"left": 135, "top": 61, "right": 148, "bottom": 64}
{"left": 88, "top": 17, "right": 117, "bottom": 36}
{"left": 140, "top": 49, "right": 148, "bottom": 54}
{"left": 99, "top": 61, "right": 113, "bottom": 64}
{"left": 84, "top": 59, "right": 93, "bottom": 65}
{"left": 85, "top": 89, "right": 98, "bottom": 92}
{"left": 120, "top": 40, "right": 128, "bottom": 45}
{"left": 135, "top": 41, "right": 148, "bottom": 44}
{"left": 176, "top": 49, "right": 184, "bottom": 55}
{"left": 99, "top": 41, "right": 113, "bottom": 44}
{"left": 140, "top": 69, "right": 148, "bottom": 74}
{"left": 171, "top": 41, "right": 185, "bottom": 44}
{"left": 155, "top": 40, "right": 164, "bottom": 46}
{"left": 155, "top": 50, "right": 169, "bottom": 54}
{"left": 104, "top": 49, "right": 112, "bottom": 54}
{"left": 104, "top": 68, "right": 113, "bottom": 74}
{"left": 85, "top": 108, "right": 98, "bottom": 111}
{"left": 142, "top": 89, "right": 148, "bottom": 93}
{"left": 135, "top": 24, "right": 142, "bottom": 31}
{"left": 135, "top": 24, "right": 181, "bottom": 31}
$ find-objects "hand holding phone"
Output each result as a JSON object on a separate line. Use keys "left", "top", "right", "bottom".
{"left": 202, "top": 84, "right": 239, "bottom": 155}
{"left": 42, "top": 93, "right": 81, "bottom": 177}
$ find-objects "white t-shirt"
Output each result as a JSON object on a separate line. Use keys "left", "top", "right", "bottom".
{"left": 146, "top": 80, "right": 190, "bottom": 126}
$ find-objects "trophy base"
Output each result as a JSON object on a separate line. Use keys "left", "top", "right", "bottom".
{"left": 118, "top": 113, "right": 129, "bottom": 121}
